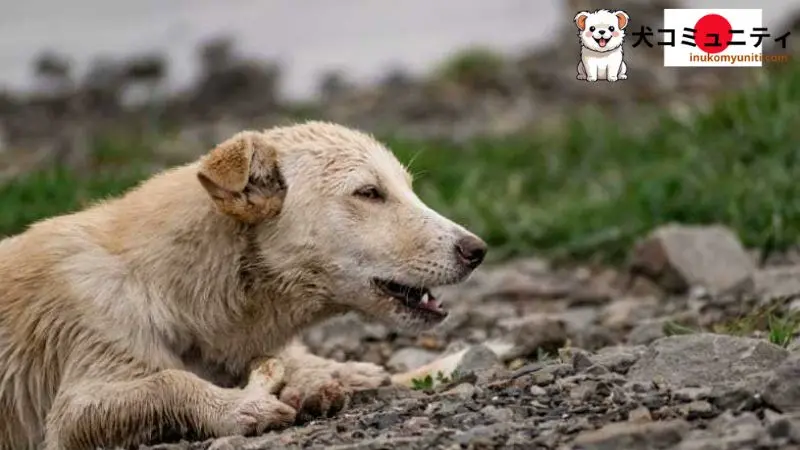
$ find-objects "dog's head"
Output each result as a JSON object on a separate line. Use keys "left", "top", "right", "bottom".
{"left": 575, "top": 9, "right": 628, "bottom": 52}
{"left": 197, "top": 122, "right": 487, "bottom": 332}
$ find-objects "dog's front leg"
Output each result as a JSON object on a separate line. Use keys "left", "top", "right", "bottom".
{"left": 44, "top": 360, "right": 296, "bottom": 450}
{"left": 582, "top": 55, "right": 598, "bottom": 82}
{"left": 275, "top": 339, "right": 390, "bottom": 423}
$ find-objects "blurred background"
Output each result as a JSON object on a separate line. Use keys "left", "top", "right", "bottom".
{"left": 7, "top": 4, "right": 800, "bottom": 444}
{"left": 2, "top": 0, "right": 800, "bottom": 265}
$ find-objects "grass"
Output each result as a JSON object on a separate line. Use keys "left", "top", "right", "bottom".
{"left": 3, "top": 63, "right": 800, "bottom": 264}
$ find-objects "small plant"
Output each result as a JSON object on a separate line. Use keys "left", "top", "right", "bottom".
{"left": 768, "top": 313, "right": 800, "bottom": 348}
{"left": 410, "top": 374, "right": 434, "bottom": 390}
{"left": 536, "top": 347, "right": 554, "bottom": 362}
{"left": 410, "top": 371, "right": 453, "bottom": 391}
{"left": 663, "top": 321, "right": 700, "bottom": 336}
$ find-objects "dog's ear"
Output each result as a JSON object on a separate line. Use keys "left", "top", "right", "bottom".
{"left": 614, "top": 10, "right": 629, "bottom": 30}
{"left": 574, "top": 11, "right": 590, "bottom": 31}
{"left": 197, "top": 131, "right": 287, "bottom": 224}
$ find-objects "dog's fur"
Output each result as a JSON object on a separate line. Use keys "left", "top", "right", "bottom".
{"left": 0, "top": 122, "right": 487, "bottom": 449}
{"left": 575, "top": 9, "right": 630, "bottom": 82}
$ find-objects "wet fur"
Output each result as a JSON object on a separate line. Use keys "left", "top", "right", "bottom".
{"left": 0, "top": 122, "right": 484, "bottom": 449}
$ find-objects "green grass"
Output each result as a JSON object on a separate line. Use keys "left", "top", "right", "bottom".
{"left": 3, "top": 63, "right": 800, "bottom": 264}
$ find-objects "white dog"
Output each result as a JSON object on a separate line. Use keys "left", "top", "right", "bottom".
{"left": 574, "top": 9, "right": 629, "bottom": 82}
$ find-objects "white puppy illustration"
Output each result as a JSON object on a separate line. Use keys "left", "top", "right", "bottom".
{"left": 575, "top": 9, "right": 629, "bottom": 82}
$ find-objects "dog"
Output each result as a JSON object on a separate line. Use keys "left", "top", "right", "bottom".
{"left": 0, "top": 121, "right": 488, "bottom": 450}
{"left": 574, "top": 9, "right": 630, "bottom": 82}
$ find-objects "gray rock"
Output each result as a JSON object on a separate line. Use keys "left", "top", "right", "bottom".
{"left": 442, "top": 382, "right": 477, "bottom": 401}
{"left": 753, "top": 266, "right": 800, "bottom": 301}
{"left": 630, "top": 224, "right": 755, "bottom": 296}
{"left": 498, "top": 313, "right": 570, "bottom": 360}
{"left": 600, "top": 296, "right": 661, "bottom": 330}
{"left": 764, "top": 411, "right": 800, "bottom": 443}
{"left": 572, "top": 349, "right": 595, "bottom": 372}
{"left": 674, "top": 411, "right": 767, "bottom": 450}
{"left": 386, "top": 347, "right": 440, "bottom": 373}
{"left": 593, "top": 346, "right": 646, "bottom": 374}
{"left": 765, "top": 353, "right": 800, "bottom": 413}
{"left": 627, "top": 406, "right": 653, "bottom": 423}
{"left": 480, "top": 405, "right": 514, "bottom": 422}
{"left": 627, "top": 319, "right": 668, "bottom": 346}
{"left": 571, "top": 419, "right": 689, "bottom": 450}
{"left": 676, "top": 400, "right": 716, "bottom": 419}
{"left": 303, "top": 313, "right": 388, "bottom": 360}
{"left": 453, "top": 343, "right": 507, "bottom": 383}
{"left": 627, "top": 334, "right": 788, "bottom": 388}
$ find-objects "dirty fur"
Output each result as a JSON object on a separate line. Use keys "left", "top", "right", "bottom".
{"left": 0, "top": 121, "right": 486, "bottom": 449}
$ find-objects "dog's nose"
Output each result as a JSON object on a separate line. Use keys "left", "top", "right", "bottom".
{"left": 598, "top": 29, "right": 606, "bottom": 35}
{"left": 455, "top": 235, "right": 488, "bottom": 269}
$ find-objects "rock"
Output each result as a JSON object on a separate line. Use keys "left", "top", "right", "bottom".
{"left": 673, "top": 411, "right": 767, "bottom": 450}
{"left": 480, "top": 405, "right": 514, "bottom": 422}
{"left": 530, "top": 385, "right": 547, "bottom": 396}
{"left": 571, "top": 419, "right": 689, "bottom": 450}
{"left": 572, "top": 349, "right": 595, "bottom": 372}
{"left": 303, "top": 313, "right": 389, "bottom": 360}
{"left": 592, "top": 346, "right": 646, "bottom": 374}
{"left": 442, "top": 382, "right": 477, "bottom": 400}
{"left": 627, "top": 319, "right": 669, "bottom": 346}
{"left": 627, "top": 334, "right": 788, "bottom": 388}
{"left": 585, "top": 364, "right": 610, "bottom": 376}
{"left": 386, "top": 347, "right": 440, "bottom": 373}
{"left": 753, "top": 266, "right": 800, "bottom": 301}
{"left": 478, "top": 260, "right": 578, "bottom": 301}
{"left": 533, "top": 370, "right": 556, "bottom": 386}
{"left": 453, "top": 343, "right": 505, "bottom": 382}
{"left": 674, "top": 386, "right": 713, "bottom": 402}
{"left": 676, "top": 400, "right": 716, "bottom": 419}
{"left": 630, "top": 224, "right": 755, "bottom": 296}
{"left": 498, "top": 313, "right": 570, "bottom": 359}
{"left": 600, "top": 296, "right": 660, "bottom": 330}
{"left": 764, "top": 353, "right": 800, "bottom": 413}
{"left": 764, "top": 411, "right": 800, "bottom": 443}
{"left": 628, "top": 406, "right": 653, "bottom": 423}
{"left": 708, "top": 373, "right": 771, "bottom": 412}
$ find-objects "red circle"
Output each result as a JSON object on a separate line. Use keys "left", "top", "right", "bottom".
{"left": 694, "top": 14, "right": 731, "bottom": 53}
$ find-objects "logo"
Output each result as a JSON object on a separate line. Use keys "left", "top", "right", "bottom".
{"left": 574, "top": 9, "right": 630, "bottom": 82}
{"left": 629, "top": 8, "right": 791, "bottom": 67}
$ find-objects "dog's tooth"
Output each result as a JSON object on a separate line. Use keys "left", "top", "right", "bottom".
{"left": 421, "top": 292, "right": 429, "bottom": 305}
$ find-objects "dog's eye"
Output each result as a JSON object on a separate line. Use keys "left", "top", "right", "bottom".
{"left": 609, "top": 26, "right": 615, "bottom": 32}
{"left": 589, "top": 26, "right": 596, "bottom": 32}
{"left": 353, "top": 185, "right": 385, "bottom": 202}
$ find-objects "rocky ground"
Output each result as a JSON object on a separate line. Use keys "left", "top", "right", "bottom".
{"left": 141, "top": 224, "right": 800, "bottom": 450}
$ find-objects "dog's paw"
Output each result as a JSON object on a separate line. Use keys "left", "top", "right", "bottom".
{"left": 278, "top": 361, "right": 390, "bottom": 422}
{"left": 332, "top": 361, "right": 392, "bottom": 390}
{"left": 618, "top": 74, "right": 628, "bottom": 80}
{"left": 214, "top": 391, "right": 297, "bottom": 436}
{"left": 279, "top": 374, "right": 349, "bottom": 423}
{"left": 586, "top": 76, "right": 598, "bottom": 82}
{"left": 576, "top": 74, "right": 587, "bottom": 80}
{"left": 213, "top": 358, "right": 297, "bottom": 436}
{"left": 608, "top": 76, "right": 618, "bottom": 82}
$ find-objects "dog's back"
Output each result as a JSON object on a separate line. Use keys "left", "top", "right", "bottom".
{"left": 0, "top": 220, "right": 85, "bottom": 448}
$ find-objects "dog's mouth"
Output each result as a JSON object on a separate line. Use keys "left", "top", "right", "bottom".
{"left": 372, "top": 278, "right": 447, "bottom": 318}
{"left": 594, "top": 36, "right": 609, "bottom": 48}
